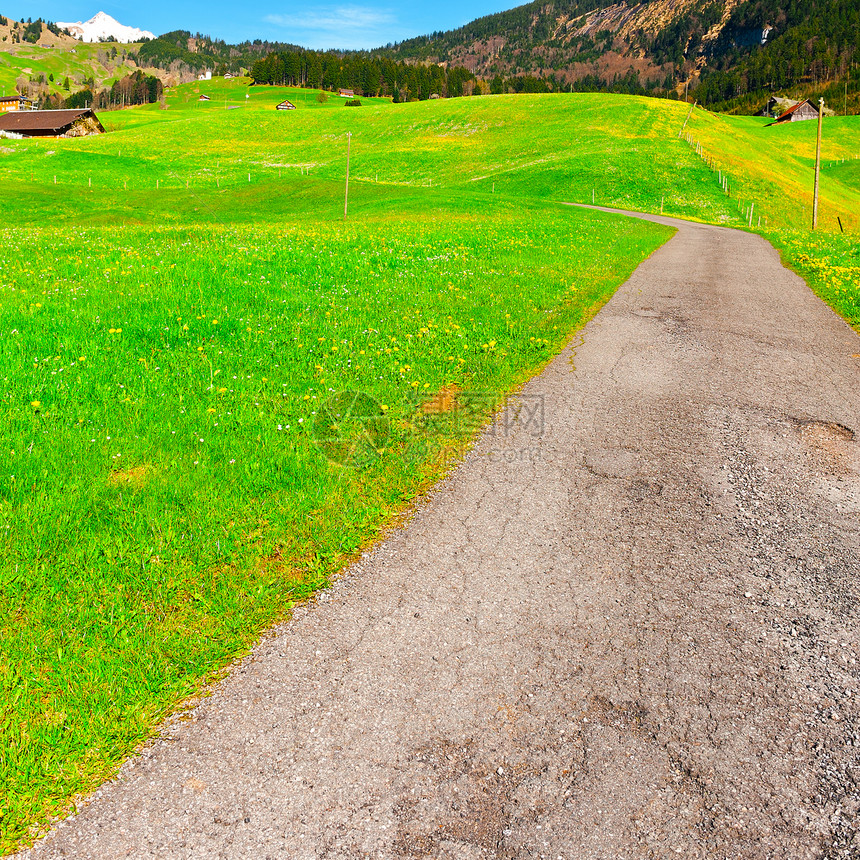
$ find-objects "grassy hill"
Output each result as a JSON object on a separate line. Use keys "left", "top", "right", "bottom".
{"left": 0, "top": 17, "right": 152, "bottom": 102}
{"left": 0, "top": 80, "right": 857, "bottom": 853}
{"left": 4, "top": 80, "right": 857, "bottom": 231}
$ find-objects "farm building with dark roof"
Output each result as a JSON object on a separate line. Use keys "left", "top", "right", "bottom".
{"left": 0, "top": 109, "right": 105, "bottom": 139}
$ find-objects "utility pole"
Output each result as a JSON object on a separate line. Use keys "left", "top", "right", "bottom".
{"left": 812, "top": 98, "right": 823, "bottom": 230}
{"left": 343, "top": 132, "right": 352, "bottom": 219}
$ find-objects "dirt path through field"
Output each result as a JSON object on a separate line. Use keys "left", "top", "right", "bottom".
{"left": 19, "top": 212, "right": 860, "bottom": 859}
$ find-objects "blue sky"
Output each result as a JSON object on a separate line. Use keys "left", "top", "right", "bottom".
{"left": 9, "top": 0, "right": 513, "bottom": 49}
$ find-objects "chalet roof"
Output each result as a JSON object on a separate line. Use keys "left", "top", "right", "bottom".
{"left": 0, "top": 109, "right": 103, "bottom": 135}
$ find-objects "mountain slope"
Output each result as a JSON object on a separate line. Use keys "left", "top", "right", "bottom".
{"left": 382, "top": 0, "right": 859, "bottom": 110}
{"left": 0, "top": 14, "right": 162, "bottom": 103}
{"left": 385, "top": 0, "right": 728, "bottom": 84}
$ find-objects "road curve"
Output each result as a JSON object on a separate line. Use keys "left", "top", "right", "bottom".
{"left": 18, "top": 212, "right": 860, "bottom": 859}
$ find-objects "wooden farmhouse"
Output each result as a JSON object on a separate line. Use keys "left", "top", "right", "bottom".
{"left": 0, "top": 109, "right": 105, "bottom": 139}
{"left": 771, "top": 99, "right": 819, "bottom": 124}
{"left": 0, "top": 94, "right": 36, "bottom": 113}
{"left": 276, "top": 99, "right": 296, "bottom": 110}
{"left": 199, "top": 94, "right": 211, "bottom": 101}
{"left": 338, "top": 88, "right": 355, "bottom": 98}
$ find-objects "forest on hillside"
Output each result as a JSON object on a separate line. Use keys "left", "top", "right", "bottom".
{"left": 1, "top": 15, "right": 68, "bottom": 43}
{"left": 381, "top": 0, "right": 859, "bottom": 113}
{"left": 248, "top": 50, "right": 477, "bottom": 100}
{"left": 39, "top": 69, "right": 164, "bottom": 111}
{"left": 696, "top": 0, "right": 859, "bottom": 110}
{"left": 132, "top": 30, "right": 305, "bottom": 78}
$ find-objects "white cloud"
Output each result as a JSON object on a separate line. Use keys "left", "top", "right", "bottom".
{"left": 264, "top": 5, "right": 404, "bottom": 49}
{"left": 267, "top": 7, "right": 394, "bottom": 30}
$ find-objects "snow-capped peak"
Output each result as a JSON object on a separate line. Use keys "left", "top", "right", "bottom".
{"left": 55, "top": 11, "right": 155, "bottom": 43}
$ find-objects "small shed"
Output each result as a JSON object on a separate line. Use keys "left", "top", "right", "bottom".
{"left": 276, "top": 99, "right": 296, "bottom": 110}
{"left": 0, "top": 108, "right": 105, "bottom": 139}
{"left": 199, "top": 94, "right": 211, "bottom": 101}
{"left": 771, "top": 99, "right": 819, "bottom": 124}
{"left": 338, "top": 88, "right": 355, "bottom": 98}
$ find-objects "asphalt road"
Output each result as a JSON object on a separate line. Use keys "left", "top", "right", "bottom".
{"left": 19, "top": 212, "right": 860, "bottom": 859}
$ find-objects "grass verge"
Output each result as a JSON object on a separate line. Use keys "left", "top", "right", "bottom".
{"left": 0, "top": 194, "right": 672, "bottom": 851}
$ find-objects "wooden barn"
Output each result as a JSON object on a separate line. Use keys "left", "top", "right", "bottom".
{"left": 198, "top": 94, "right": 211, "bottom": 102}
{"left": 771, "top": 99, "right": 819, "bottom": 124}
{"left": 0, "top": 109, "right": 105, "bottom": 139}
{"left": 276, "top": 99, "right": 296, "bottom": 110}
{"left": 0, "top": 94, "right": 36, "bottom": 113}
{"left": 338, "top": 88, "right": 355, "bottom": 98}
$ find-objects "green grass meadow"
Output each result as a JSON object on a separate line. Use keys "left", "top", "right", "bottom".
{"left": 0, "top": 81, "right": 858, "bottom": 851}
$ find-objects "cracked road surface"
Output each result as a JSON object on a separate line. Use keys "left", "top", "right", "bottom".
{"left": 19, "top": 213, "right": 860, "bottom": 859}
